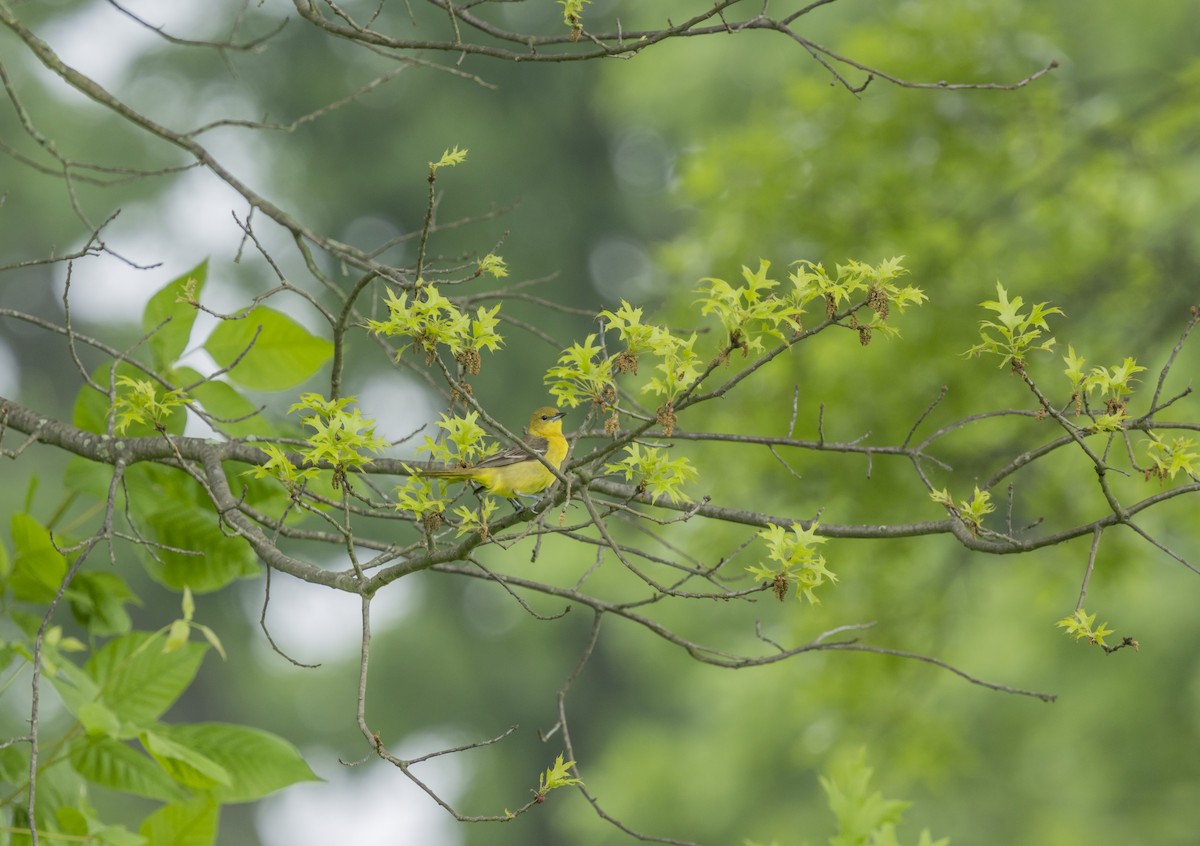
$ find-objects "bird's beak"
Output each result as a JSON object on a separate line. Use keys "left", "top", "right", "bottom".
{"left": 551, "top": 411, "right": 565, "bottom": 421}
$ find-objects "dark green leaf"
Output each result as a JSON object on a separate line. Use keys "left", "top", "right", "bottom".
{"left": 67, "top": 570, "right": 139, "bottom": 636}
{"left": 8, "top": 513, "right": 67, "bottom": 603}
{"left": 142, "top": 503, "right": 259, "bottom": 593}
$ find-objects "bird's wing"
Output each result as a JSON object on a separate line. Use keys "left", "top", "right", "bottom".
{"left": 472, "top": 433, "right": 549, "bottom": 469}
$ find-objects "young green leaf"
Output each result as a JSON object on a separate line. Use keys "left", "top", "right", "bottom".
{"left": 430, "top": 146, "right": 468, "bottom": 171}
{"left": 477, "top": 253, "right": 508, "bottom": 278}
{"left": 536, "top": 753, "right": 583, "bottom": 797}
{"left": 1056, "top": 608, "right": 1119, "bottom": 648}
{"left": 603, "top": 443, "right": 697, "bottom": 504}
{"left": 748, "top": 522, "right": 835, "bottom": 604}
{"left": 964, "top": 282, "right": 1063, "bottom": 370}
{"left": 545, "top": 334, "right": 614, "bottom": 408}
{"left": 112, "top": 376, "right": 187, "bottom": 435}
{"left": 1142, "top": 435, "right": 1200, "bottom": 481}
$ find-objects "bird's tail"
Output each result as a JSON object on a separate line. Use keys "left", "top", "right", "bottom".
{"left": 411, "top": 466, "right": 474, "bottom": 479}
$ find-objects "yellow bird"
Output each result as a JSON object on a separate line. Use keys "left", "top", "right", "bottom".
{"left": 415, "top": 407, "right": 567, "bottom": 505}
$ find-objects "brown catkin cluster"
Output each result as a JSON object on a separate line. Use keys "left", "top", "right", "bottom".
{"left": 455, "top": 346, "right": 482, "bottom": 375}
{"left": 867, "top": 285, "right": 889, "bottom": 321}
{"left": 657, "top": 404, "right": 677, "bottom": 437}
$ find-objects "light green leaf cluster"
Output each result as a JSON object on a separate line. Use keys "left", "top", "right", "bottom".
{"left": 536, "top": 753, "right": 583, "bottom": 797}
{"left": 430, "top": 145, "right": 468, "bottom": 171}
{"left": 698, "top": 257, "right": 922, "bottom": 352}
{"left": 1062, "top": 346, "right": 1146, "bottom": 430}
{"left": 546, "top": 313, "right": 700, "bottom": 411}
{"left": 452, "top": 497, "right": 498, "bottom": 539}
{"left": 112, "top": 376, "right": 186, "bottom": 435}
{"left": 556, "top": 0, "right": 590, "bottom": 32}
{"left": 644, "top": 332, "right": 702, "bottom": 402}
{"left": 477, "top": 253, "right": 509, "bottom": 278}
{"left": 288, "top": 393, "right": 387, "bottom": 479}
{"left": 964, "top": 283, "right": 1063, "bottom": 370}
{"left": 1142, "top": 435, "right": 1200, "bottom": 481}
{"left": 546, "top": 334, "right": 614, "bottom": 409}
{"left": 417, "top": 410, "right": 498, "bottom": 465}
{"left": 823, "top": 749, "right": 949, "bottom": 846}
{"left": 748, "top": 522, "right": 835, "bottom": 604}
{"left": 1062, "top": 345, "right": 1087, "bottom": 400}
{"left": 245, "top": 444, "right": 320, "bottom": 490}
{"left": 790, "top": 256, "right": 924, "bottom": 334}
{"left": 1084, "top": 357, "right": 1144, "bottom": 399}
{"left": 394, "top": 474, "right": 450, "bottom": 523}
{"left": 603, "top": 442, "right": 697, "bottom": 504}
{"left": 929, "top": 486, "right": 994, "bottom": 537}
{"left": 547, "top": 257, "right": 918, "bottom": 433}
{"left": 599, "top": 301, "right": 671, "bottom": 362}
{"left": 696, "top": 259, "right": 796, "bottom": 353}
{"left": 365, "top": 286, "right": 503, "bottom": 372}
{"left": 594, "top": 302, "right": 703, "bottom": 403}
{"left": 469, "top": 304, "right": 504, "bottom": 357}
{"left": 1056, "top": 608, "right": 1116, "bottom": 647}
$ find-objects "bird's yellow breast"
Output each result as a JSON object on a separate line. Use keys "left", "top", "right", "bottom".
{"left": 471, "top": 461, "right": 557, "bottom": 498}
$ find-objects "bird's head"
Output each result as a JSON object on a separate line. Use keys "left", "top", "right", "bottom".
{"left": 528, "top": 406, "right": 565, "bottom": 436}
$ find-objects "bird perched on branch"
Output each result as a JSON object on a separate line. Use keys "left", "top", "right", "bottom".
{"left": 415, "top": 407, "right": 567, "bottom": 507}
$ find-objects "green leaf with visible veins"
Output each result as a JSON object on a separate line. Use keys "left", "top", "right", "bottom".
{"left": 142, "top": 502, "right": 259, "bottom": 593}
{"left": 155, "top": 723, "right": 321, "bottom": 802}
{"left": 69, "top": 736, "right": 186, "bottom": 802}
{"left": 173, "top": 366, "right": 265, "bottom": 437}
{"left": 204, "top": 307, "right": 333, "bottom": 391}
{"left": 139, "top": 796, "right": 218, "bottom": 846}
{"left": 143, "top": 260, "right": 207, "bottom": 371}
{"left": 85, "top": 632, "right": 207, "bottom": 729}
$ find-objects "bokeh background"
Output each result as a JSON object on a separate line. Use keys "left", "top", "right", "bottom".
{"left": 2, "top": 1, "right": 1198, "bottom": 844}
